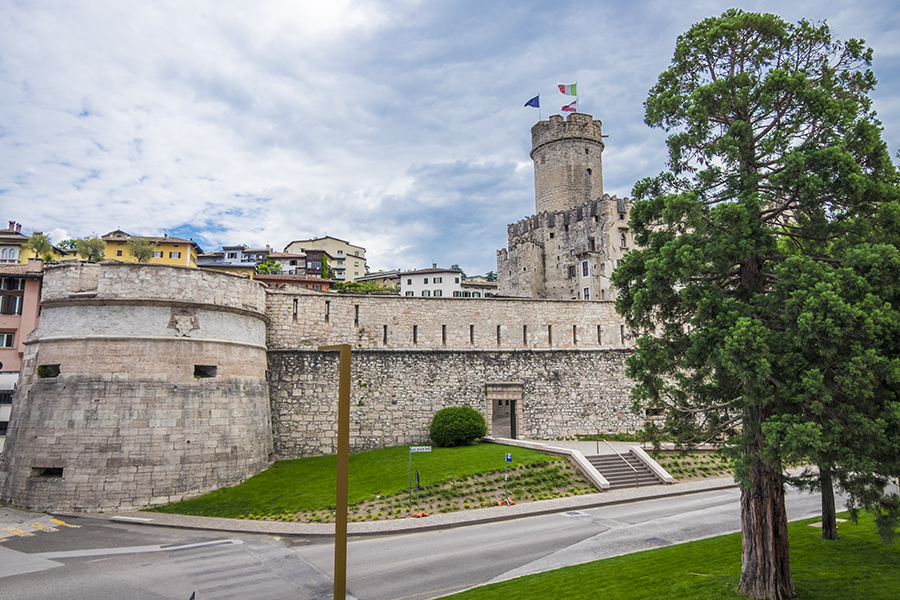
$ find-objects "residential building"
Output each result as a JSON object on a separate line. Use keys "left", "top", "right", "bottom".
{"left": 461, "top": 276, "right": 499, "bottom": 298}
{"left": 101, "top": 230, "right": 204, "bottom": 267}
{"left": 2, "top": 221, "right": 74, "bottom": 264}
{"left": 253, "top": 273, "right": 333, "bottom": 292}
{"left": 283, "top": 236, "right": 366, "bottom": 282}
{"left": 197, "top": 244, "right": 273, "bottom": 277}
{"left": 0, "top": 259, "right": 43, "bottom": 453}
{"left": 399, "top": 264, "right": 464, "bottom": 298}
{"left": 354, "top": 270, "right": 401, "bottom": 289}
{"left": 302, "top": 249, "right": 336, "bottom": 280}
{"left": 264, "top": 252, "right": 307, "bottom": 275}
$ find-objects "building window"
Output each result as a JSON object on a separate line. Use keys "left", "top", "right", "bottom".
{"left": 1, "top": 278, "right": 25, "bottom": 291}
{"left": 0, "top": 295, "right": 22, "bottom": 316}
{"left": 421, "top": 290, "right": 430, "bottom": 297}
{"left": 620, "top": 233, "right": 627, "bottom": 248}
{"left": 589, "top": 237, "right": 596, "bottom": 252}
{"left": 406, "top": 291, "right": 414, "bottom": 296}
{"left": 583, "top": 288, "right": 590, "bottom": 300}
{"left": 434, "top": 277, "right": 442, "bottom": 283}
{"left": 37, "top": 364, "right": 61, "bottom": 378}
{"left": 620, "top": 213, "right": 625, "bottom": 220}
{"left": 227, "top": 252, "right": 238, "bottom": 259}
{"left": 0, "top": 247, "right": 21, "bottom": 262}
{"left": 424, "top": 278, "right": 429, "bottom": 284}
{"left": 116, "top": 250, "right": 123, "bottom": 257}
{"left": 407, "top": 278, "right": 412, "bottom": 285}
{"left": 453, "top": 291, "right": 461, "bottom": 297}
{"left": 455, "top": 277, "right": 460, "bottom": 283}
{"left": 567, "top": 265, "right": 576, "bottom": 278}
{"left": 549, "top": 232, "right": 555, "bottom": 239}
{"left": 582, "top": 261, "right": 589, "bottom": 277}
{"left": 170, "top": 251, "right": 181, "bottom": 259}
{"left": 0, "top": 421, "right": 10, "bottom": 435}
{"left": 434, "top": 290, "right": 442, "bottom": 297}
{"left": 314, "top": 284, "right": 321, "bottom": 290}
{"left": 0, "top": 332, "right": 13, "bottom": 347}
{"left": 0, "top": 390, "right": 12, "bottom": 404}
{"left": 154, "top": 251, "right": 163, "bottom": 258}
{"left": 354, "top": 251, "right": 359, "bottom": 256}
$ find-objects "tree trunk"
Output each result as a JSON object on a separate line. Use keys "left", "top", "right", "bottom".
{"left": 738, "top": 447, "right": 796, "bottom": 599}
{"left": 819, "top": 465, "right": 838, "bottom": 540}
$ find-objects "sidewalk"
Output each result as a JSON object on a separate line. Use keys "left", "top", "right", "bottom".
{"left": 55, "top": 476, "right": 738, "bottom": 538}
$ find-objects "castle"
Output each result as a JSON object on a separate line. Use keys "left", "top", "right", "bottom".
{"left": 0, "top": 113, "right": 641, "bottom": 512}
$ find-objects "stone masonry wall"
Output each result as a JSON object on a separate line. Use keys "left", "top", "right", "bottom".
{"left": 266, "top": 288, "right": 634, "bottom": 350}
{"left": 268, "top": 348, "right": 640, "bottom": 458}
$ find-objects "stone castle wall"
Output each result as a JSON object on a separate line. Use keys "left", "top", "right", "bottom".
{"left": 0, "top": 263, "right": 273, "bottom": 512}
{"left": 265, "top": 288, "right": 633, "bottom": 350}
{"left": 269, "top": 348, "right": 640, "bottom": 458}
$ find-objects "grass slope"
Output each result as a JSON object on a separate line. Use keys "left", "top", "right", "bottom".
{"left": 439, "top": 512, "right": 899, "bottom": 600}
{"left": 148, "top": 443, "right": 567, "bottom": 518}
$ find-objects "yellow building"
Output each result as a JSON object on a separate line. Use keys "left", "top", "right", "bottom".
{"left": 1, "top": 221, "right": 75, "bottom": 264}
{"left": 101, "top": 230, "right": 203, "bottom": 267}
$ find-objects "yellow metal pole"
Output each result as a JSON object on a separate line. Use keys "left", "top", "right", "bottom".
{"left": 320, "top": 344, "right": 351, "bottom": 600}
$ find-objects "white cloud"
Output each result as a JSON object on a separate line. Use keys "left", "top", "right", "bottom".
{"left": 2, "top": 0, "right": 898, "bottom": 276}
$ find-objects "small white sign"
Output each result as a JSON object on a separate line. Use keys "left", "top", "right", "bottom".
{"left": 410, "top": 446, "right": 432, "bottom": 453}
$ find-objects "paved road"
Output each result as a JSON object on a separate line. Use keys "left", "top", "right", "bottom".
{"left": 0, "top": 486, "right": 830, "bottom": 600}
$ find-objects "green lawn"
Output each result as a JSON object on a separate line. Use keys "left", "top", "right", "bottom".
{"left": 148, "top": 443, "right": 565, "bottom": 518}
{"left": 438, "top": 511, "right": 899, "bottom": 599}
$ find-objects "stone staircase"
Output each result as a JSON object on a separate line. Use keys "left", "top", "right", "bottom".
{"left": 587, "top": 452, "right": 665, "bottom": 489}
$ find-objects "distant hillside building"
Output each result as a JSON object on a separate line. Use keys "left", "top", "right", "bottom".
{"left": 400, "top": 265, "right": 464, "bottom": 297}
{"left": 102, "top": 230, "right": 204, "bottom": 267}
{"left": 283, "top": 236, "right": 366, "bottom": 282}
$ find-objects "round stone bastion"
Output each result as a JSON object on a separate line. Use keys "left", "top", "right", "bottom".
{"left": 0, "top": 262, "right": 274, "bottom": 512}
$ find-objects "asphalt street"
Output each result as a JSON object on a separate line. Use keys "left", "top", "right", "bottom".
{"left": 0, "top": 485, "right": 832, "bottom": 600}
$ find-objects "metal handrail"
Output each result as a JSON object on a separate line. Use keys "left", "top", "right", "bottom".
{"left": 604, "top": 440, "right": 640, "bottom": 488}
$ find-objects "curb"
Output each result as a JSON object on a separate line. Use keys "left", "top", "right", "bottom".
{"left": 51, "top": 477, "right": 739, "bottom": 539}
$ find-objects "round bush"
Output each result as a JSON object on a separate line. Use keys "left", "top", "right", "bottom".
{"left": 430, "top": 406, "right": 487, "bottom": 447}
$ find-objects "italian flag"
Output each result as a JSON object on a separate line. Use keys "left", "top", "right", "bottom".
{"left": 558, "top": 83, "right": 577, "bottom": 96}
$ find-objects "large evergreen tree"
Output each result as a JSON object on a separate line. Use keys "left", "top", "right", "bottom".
{"left": 612, "top": 10, "right": 899, "bottom": 599}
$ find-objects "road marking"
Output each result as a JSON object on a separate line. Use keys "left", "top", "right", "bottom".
{"left": 30, "top": 522, "right": 59, "bottom": 532}
{"left": 3, "top": 527, "right": 35, "bottom": 538}
{"left": 49, "top": 518, "right": 80, "bottom": 528}
{"left": 111, "top": 516, "right": 154, "bottom": 522}
{"left": 34, "top": 539, "right": 243, "bottom": 560}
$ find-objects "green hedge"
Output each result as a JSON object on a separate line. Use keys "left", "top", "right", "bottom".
{"left": 430, "top": 406, "right": 487, "bottom": 447}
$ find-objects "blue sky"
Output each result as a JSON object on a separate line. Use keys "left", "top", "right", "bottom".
{"left": 2, "top": 0, "right": 898, "bottom": 276}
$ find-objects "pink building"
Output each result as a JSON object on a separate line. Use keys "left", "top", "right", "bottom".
{"left": 0, "top": 259, "right": 42, "bottom": 452}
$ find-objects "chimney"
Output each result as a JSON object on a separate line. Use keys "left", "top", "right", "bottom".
{"left": 8, "top": 221, "right": 15, "bottom": 231}
{"left": 16, "top": 223, "right": 21, "bottom": 233}
{"left": 432, "top": 263, "right": 437, "bottom": 269}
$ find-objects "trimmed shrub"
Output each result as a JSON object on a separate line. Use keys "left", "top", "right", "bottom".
{"left": 429, "top": 407, "right": 487, "bottom": 447}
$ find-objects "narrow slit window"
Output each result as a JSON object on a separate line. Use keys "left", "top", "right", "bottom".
{"left": 470, "top": 324, "right": 475, "bottom": 345}
{"left": 383, "top": 324, "right": 388, "bottom": 345}
{"left": 572, "top": 325, "right": 577, "bottom": 346}
{"left": 325, "top": 300, "right": 330, "bottom": 323}
{"left": 548, "top": 324, "right": 553, "bottom": 346}
{"left": 413, "top": 325, "right": 418, "bottom": 345}
{"left": 523, "top": 325, "right": 528, "bottom": 345}
{"left": 621, "top": 325, "right": 625, "bottom": 345}
{"left": 354, "top": 305, "right": 360, "bottom": 327}
{"left": 194, "top": 365, "right": 217, "bottom": 378}
{"left": 597, "top": 325, "right": 602, "bottom": 345}
{"left": 31, "top": 467, "right": 64, "bottom": 478}
{"left": 37, "top": 364, "right": 60, "bottom": 378}
{"left": 442, "top": 324, "right": 447, "bottom": 346}
{"left": 496, "top": 325, "right": 501, "bottom": 345}
{"left": 292, "top": 298, "right": 298, "bottom": 322}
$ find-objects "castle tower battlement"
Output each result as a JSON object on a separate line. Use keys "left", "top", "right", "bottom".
{"left": 531, "top": 113, "right": 605, "bottom": 214}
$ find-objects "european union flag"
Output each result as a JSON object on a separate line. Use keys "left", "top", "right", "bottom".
{"left": 524, "top": 95, "right": 540, "bottom": 108}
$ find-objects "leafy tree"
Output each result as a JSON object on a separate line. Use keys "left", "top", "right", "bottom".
{"left": 24, "top": 233, "right": 53, "bottom": 261}
{"left": 75, "top": 235, "right": 105, "bottom": 262}
{"left": 58, "top": 239, "right": 77, "bottom": 250}
{"left": 256, "top": 257, "right": 282, "bottom": 274}
{"left": 321, "top": 254, "right": 329, "bottom": 279}
{"left": 450, "top": 264, "right": 466, "bottom": 280}
{"left": 612, "top": 10, "right": 899, "bottom": 599}
{"left": 125, "top": 237, "right": 155, "bottom": 262}
{"left": 485, "top": 270, "right": 497, "bottom": 282}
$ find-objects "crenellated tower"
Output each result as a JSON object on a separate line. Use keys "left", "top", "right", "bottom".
{"left": 531, "top": 113, "right": 605, "bottom": 214}
{"left": 498, "top": 113, "right": 633, "bottom": 304}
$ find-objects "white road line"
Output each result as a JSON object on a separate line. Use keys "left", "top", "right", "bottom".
{"left": 33, "top": 538, "right": 243, "bottom": 559}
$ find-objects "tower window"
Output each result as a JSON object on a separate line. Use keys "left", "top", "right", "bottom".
{"left": 587, "top": 168, "right": 592, "bottom": 176}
